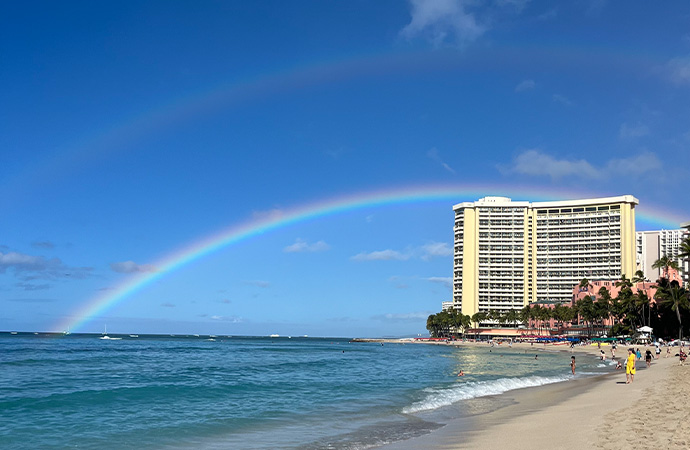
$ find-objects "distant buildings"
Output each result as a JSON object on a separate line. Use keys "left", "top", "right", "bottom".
{"left": 636, "top": 229, "right": 686, "bottom": 282}
{"left": 682, "top": 221, "right": 690, "bottom": 287}
{"left": 453, "top": 196, "right": 638, "bottom": 321}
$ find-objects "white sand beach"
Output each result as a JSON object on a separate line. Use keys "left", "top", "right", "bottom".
{"left": 379, "top": 342, "right": 689, "bottom": 449}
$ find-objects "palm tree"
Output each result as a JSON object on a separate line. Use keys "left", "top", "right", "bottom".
{"left": 653, "top": 256, "right": 680, "bottom": 280}
{"left": 471, "top": 311, "right": 488, "bottom": 328}
{"left": 632, "top": 270, "right": 646, "bottom": 287}
{"left": 504, "top": 309, "right": 519, "bottom": 328}
{"left": 655, "top": 279, "right": 689, "bottom": 340}
{"left": 678, "top": 234, "right": 690, "bottom": 261}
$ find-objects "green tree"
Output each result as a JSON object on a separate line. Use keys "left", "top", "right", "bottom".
{"left": 656, "top": 279, "right": 690, "bottom": 340}
{"left": 504, "top": 309, "right": 519, "bottom": 328}
{"left": 652, "top": 256, "right": 680, "bottom": 280}
{"left": 576, "top": 295, "right": 596, "bottom": 337}
{"left": 471, "top": 311, "right": 488, "bottom": 328}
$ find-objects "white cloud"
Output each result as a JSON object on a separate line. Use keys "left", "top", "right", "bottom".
{"left": 506, "top": 149, "right": 599, "bottom": 179}
{"left": 351, "top": 249, "right": 410, "bottom": 261}
{"left": 210, "top": 315, "right": 243, "bottom": 323}
{"left": 552, "top": 94, "right": 572, "bottom": 106}
{"left": 420, "top": 242, "right": 453, "bottom": 260}
{"left": 110, "top": 260, "right": 157, "bottom": 274}
{"left": 427, "top": 147, "right": 456, "bottom": 174}
{"left": 400, "top": 0, "right": 486, "bottom": 47}
{"left": 503, "top": 149, "right": 662, "bottom": 180}
{"left": 426, "top": 276, "right": 453, "bottom": 289}
{"left": 283, "top": 238, "right": 330, "bottom": 253}
{"left": 515, "top": 79, "right": 535, "bottom": 92}
{"left": 619, "top": 122, "right": 649, "bottom": 139}
{"left": 665, "top": 57, "right": 690, "bottom": 85}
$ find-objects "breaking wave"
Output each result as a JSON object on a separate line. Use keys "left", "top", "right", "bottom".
{"left": 402, "top": 375, "right": 570, "bottom": 414}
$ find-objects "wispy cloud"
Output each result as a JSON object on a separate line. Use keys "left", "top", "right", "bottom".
{"left": 536, "top": 8, "right": 557, "bottom": 20}
{"left": 426, "top": 148, "right": 456, "bottom": 174}
{"left": 283, "top": 238, "right": 330, "bottom": 253}
{"left": 426, "top": 276, "right": 453, "bottom": 290}
{"left": 420, "top": 242, "right": 453, "bottom": 260}
{"left": 502, "top": 149, "right": 662, "bottom": 180}
{"left": 31, "top": 241, "right": 55, "bottom": 250}
{"left": 110, "top": 260, "right": 157, "bottom": 274}
{"left": 619, "top": 122, "right": 649, "bottom": 139}
{"left": 15, "top": 282, "right": 51, "bottom": 291}
{"left": 244, "top": 280, "right": 270, "bottom": 288}
{"left": 400, "top": 0, "right": 486, "bottom": 47}
{"left": 607, "top": 152, "right": 662, "bottom": 177}
{"left": 7, "top": 297, "right": 56, "bottom": 303}
{"left": 252, "top": 208, "right": 284, "bottom": 222}
{"left": 514, "top": 79, "right": 535, "bottom": 92}
{"left": 210, "top": 315, "right": 243, "bottom": 323}
{"left": 551, "top": 94, "right": 572, "bottom": 106}
{"left": 353, "top": 242, "right": 453, "bottom": 262}
{"left": 503, "top": 149, "right": 599, "bottom": 179}
{"left": 351, "top": 249, "right": 410, "bottom": 261}
{"left": 664, "top": 56, "right": 690, "bottom": 86}
{"left": 0, "top": 251, "right": 92, "bottom": 280}
{"left": 161, "top": 302, "right": 176, "bottom": 308}
{"left": 372, "top": 312, "right": 432, "bottom": 322}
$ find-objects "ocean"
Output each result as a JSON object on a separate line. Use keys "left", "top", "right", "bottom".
{"left": 0, "top": 333, "right": 614, "bottom": 449}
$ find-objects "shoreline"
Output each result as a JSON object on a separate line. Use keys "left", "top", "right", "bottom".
{"left": 375, "top": 340, "right": 688, "bottom": 449}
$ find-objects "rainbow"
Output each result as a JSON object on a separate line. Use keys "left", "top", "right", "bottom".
{"left": 58, "top": 184, "right": 685, "bottom": 332}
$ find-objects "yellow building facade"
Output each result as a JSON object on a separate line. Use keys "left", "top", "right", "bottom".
{"left": 453, "top": 196, "right": 638, "bottom": 319}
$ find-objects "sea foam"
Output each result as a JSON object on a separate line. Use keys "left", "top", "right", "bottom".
{"left": 402, "top": 375, "right": 570, "bottom": 414}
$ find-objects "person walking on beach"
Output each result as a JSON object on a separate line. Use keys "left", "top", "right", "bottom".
{"left": 666, "top": 346, "right": 671, "bottom": 358}
{"left": 645, "top": 349, "right": 652, "bottom": 367}
{"left": 626, "top": 348, "right": 636, "bottom": 384}
{"left": 570, "top": 356, "right": 576, "bottom": 375}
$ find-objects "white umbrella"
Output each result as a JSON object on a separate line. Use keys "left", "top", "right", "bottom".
{"left": 637, "top": 326, "right": 653, "bottom": 333}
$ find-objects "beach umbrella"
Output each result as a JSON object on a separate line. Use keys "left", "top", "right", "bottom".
{"left": 637, "top": 326, "right": 653, "bottom": 333}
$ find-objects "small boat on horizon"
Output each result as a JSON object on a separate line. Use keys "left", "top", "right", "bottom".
{"left": 129, "top": 334, "right": 139, "bottom": 338}
{"left": 100, "top": 325, "right": 121, "bottom": 340}
{"left": 269, "top": 334, "right": 279, "bottom": 338}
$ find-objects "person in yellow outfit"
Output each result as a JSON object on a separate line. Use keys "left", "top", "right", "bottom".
{"left": 626, "top": 348, "right": 636, "bottom": 384}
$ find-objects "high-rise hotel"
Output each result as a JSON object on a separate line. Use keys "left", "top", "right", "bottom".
{"left": 452, "top": 196, "right": 638, "bottom": 319}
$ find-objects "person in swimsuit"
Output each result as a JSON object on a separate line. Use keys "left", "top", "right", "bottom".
{"left": 626, "top": 348, "right": 636, "bottom": 384}
{"left": 570, "top": 356, "right": 576, "bottom": 375}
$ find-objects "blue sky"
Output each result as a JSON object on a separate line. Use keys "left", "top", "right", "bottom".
{"left": 2, "top": 1, "right": 690, "bottom": 337}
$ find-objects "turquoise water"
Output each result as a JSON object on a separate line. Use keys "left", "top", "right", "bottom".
{"left": 0, "top": 334, "right": 613, "bottom": 449}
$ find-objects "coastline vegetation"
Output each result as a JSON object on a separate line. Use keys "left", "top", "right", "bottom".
{"left": 429, "top": 237, "right": 690, "bottom": 340}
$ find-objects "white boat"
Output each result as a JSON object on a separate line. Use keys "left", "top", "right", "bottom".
{"left": 63, "top": 327, "right": 71, "bottom": 336}
{"left": 100, "top": 325, "right": 121, "bottom": 340}
{"left": 269, "top": 334, "right": 279, "bottom": 338}
{"left": 129, "top": 334, "right": 139, "bottom": 338}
